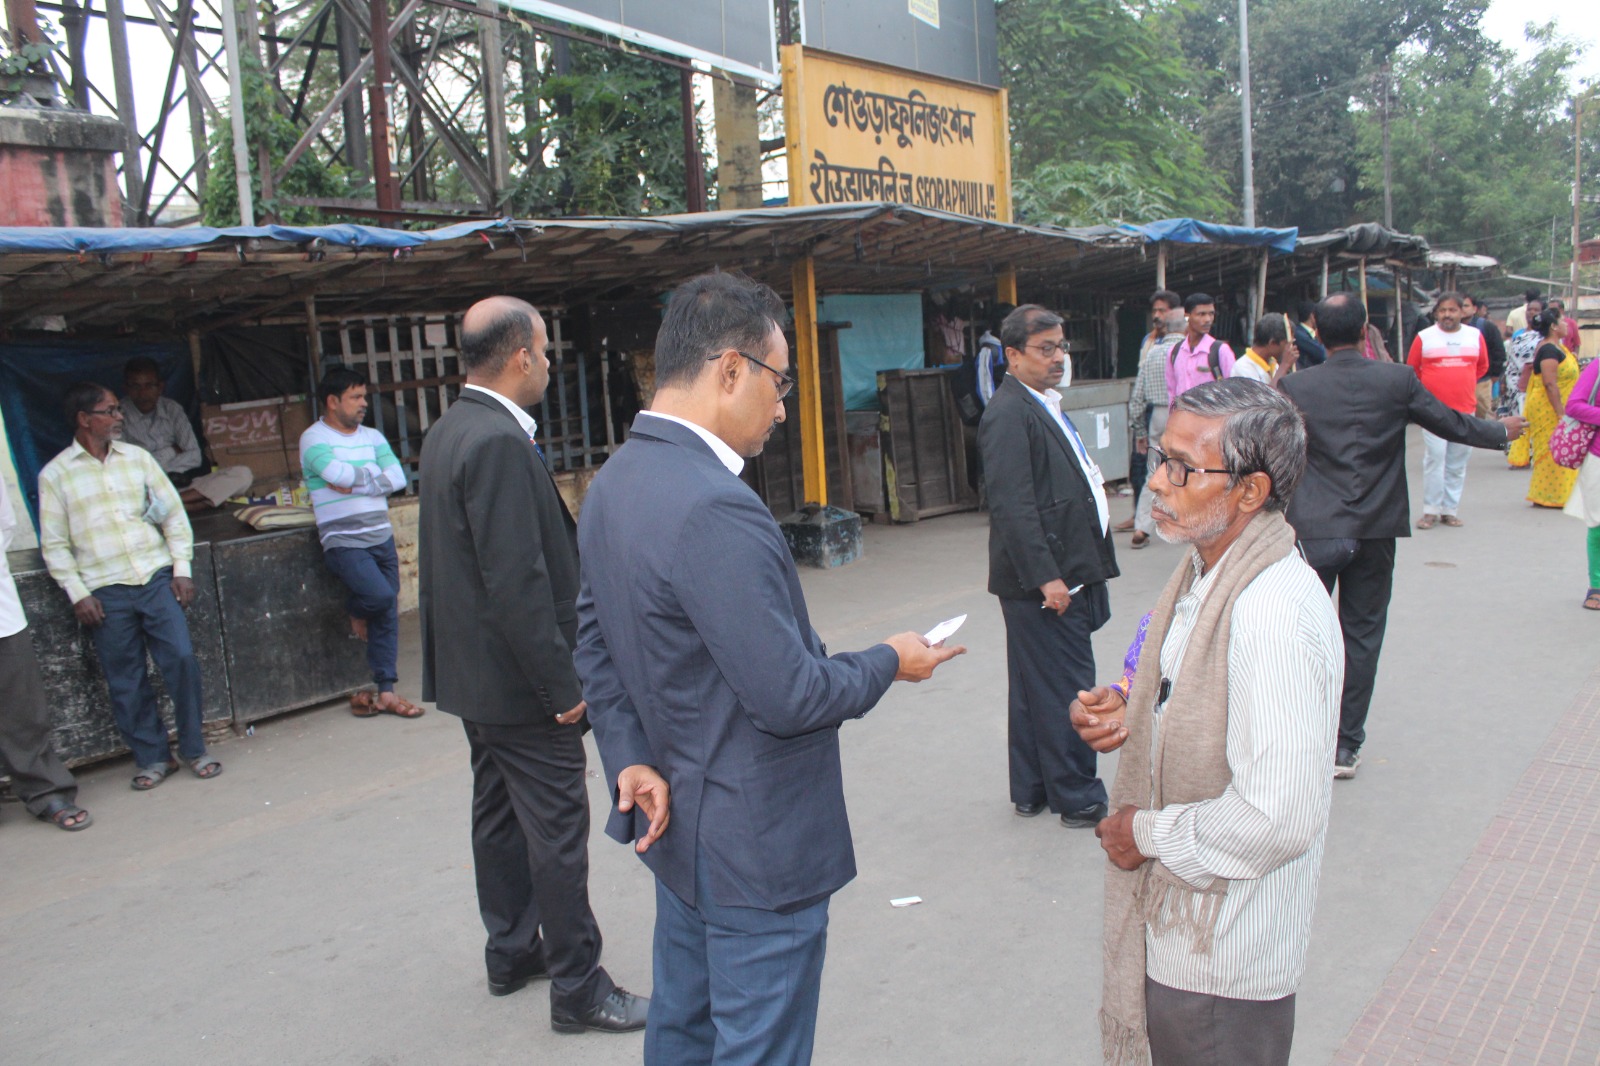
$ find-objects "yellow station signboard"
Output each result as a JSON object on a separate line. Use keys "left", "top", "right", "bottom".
{"left": 782, "top": 44, "right": 1012, "bottom": 223}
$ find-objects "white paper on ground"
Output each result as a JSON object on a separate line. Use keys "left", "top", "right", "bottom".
{"left": 922, "top": 613, "right": 967, "bottom": 646}
{"left": 890, "top": 896, "right": 923, "bottom": 908}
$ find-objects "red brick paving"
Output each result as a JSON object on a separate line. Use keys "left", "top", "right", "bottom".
{"left": 1334, "top": 667, "right": 1600, "bottom": 1064}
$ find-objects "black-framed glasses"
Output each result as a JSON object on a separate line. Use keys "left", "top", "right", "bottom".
{"left": 1026, "top": 340, "right": 1070, "bottom": 357}
{"left": 709, "top": 350, "right": 796, "bottom": 401}
{"left": 1148, "top": 445, "right": 1234, "bottom": 488}
{"left": 87, "top": 404, "right": 123, "bottom": 418}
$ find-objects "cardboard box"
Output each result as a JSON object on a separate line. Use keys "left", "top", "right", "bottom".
{"left": 202, "top": 394, "right": 315, "bottom": 482}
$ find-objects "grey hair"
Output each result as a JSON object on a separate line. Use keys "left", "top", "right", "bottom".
{"left": 1160, "top": 308, "right": 1187, "bottom": 334}
{"left": 1172, "top": 378, "right": 1306, "bottom": 513}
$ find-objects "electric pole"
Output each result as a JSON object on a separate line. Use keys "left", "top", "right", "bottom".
{"left": 1381, "top": 61, "right": 1393, "bottom": 230}
{"left": 1238, "top": 0, "right": 1255, "bottom": 227}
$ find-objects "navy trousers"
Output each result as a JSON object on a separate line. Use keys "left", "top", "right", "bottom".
{"left": 89, "top": 568, "right": 206, "bottom": 768}
{"left": 999, "top": 585, "right": 1109, "bottom": 814}
{"left": 645, "top": 850, "right": 830, "bottom": 1066}
{"left": 323, "top": 537, "right": 400, "bottom": 692}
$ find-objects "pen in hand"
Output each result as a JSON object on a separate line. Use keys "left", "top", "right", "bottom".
{"left": 1043, "top": 583, "right": 1085, "bottom": 609}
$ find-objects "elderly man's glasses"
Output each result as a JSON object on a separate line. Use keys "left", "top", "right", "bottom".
{"left": 87, "top": 404, "right": 123, "bottom": 418}
{"left": 709, "top": 350, "right": 796, "bottom": 401}
{"left": 1026, "top": 340, "right": 1070, "bottom": 357}
{"left": 1148, "top": 445, "right": 1234, "bottom": 487}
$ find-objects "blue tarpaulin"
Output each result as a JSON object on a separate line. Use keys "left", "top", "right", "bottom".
{"left": 0, "top": 219, "right": 506, "bottom": 255}
{"left": 0, "top": 339, "right": 197, "bottom": 528}
{"left": 818, "top": 294, "right": 926, "bottom": 410}
{"left": 1119, "top": 218, "right": 1298, "bottom": 256}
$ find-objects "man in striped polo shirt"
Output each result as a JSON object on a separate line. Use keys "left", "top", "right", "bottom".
{"left": 300, "top": 367, "right": 421, "bottom": 718}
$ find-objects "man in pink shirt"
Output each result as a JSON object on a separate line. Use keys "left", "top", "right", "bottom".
{"left": 1164, "top": 292, "right": 1236, "bottom": 406}
{"left": 1407, "top": 292, "right": 1490, "bottom": 528}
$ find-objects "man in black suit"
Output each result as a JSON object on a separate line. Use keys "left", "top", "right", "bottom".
{"left": 575, "top": 272, "right": 963, "bottom": 1066}
{"left": 978, "top": 304, "right": 1120, "bottom": 827}
{"left": 1280, "top": 293, "right": 1527, "bottom": 780}
{"left": 417, "top": 296, "right": 647, "bottom": 1034}
{"left": 1293, "top": 299, "right": 1328, "bottom": 369}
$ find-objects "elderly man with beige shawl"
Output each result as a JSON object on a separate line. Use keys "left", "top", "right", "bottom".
{"left": 1071, "top": 378, "right": 1343, "bottom": 1066}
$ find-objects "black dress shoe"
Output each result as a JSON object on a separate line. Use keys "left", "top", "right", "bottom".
{"left": 487, "top": 956, "right": 549, "bottom": 997}
{"left": 1014, "top": 802, "right": 1046, "bottom": 817}
{"left": 551, "top": 987, "right": 649, "bottom": 1034}
{"left": 1060, "top": 802, "right": 1108, "bottom": 829}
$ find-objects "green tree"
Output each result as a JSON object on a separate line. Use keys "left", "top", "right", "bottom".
{"left": 1354, "top": 23, "right": 1598, "bottom": 286}
{"left": 997, "top": 0, "right": 1231, "bottom": 224}
{"left": 201, "top": 54, "right": 356, "bottom": 226}
{"left": 1187, "top": 0, "right": 1495, "bottom": 230}
{"left": 503, "top": 39, "right": 694, "bottom": 217}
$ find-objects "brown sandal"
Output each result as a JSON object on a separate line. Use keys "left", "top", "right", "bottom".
{"left": 1416, "top": 514, "right": 1437, "bottom": 530}
{"left": 350, "top": 690, "right": 380, "bottom": 717}
{"left": 1440, "top": 515, "right": 1464, "bottom": 527}
{"left": 378, "top": 696, "right": 425, "bottom": 718}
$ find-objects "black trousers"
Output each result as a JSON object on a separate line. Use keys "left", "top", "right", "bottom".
{"left": 1146, "top": 978, "right": 1295, "bottom": 1066}
{"left": 999, "top": 586, "right": 1109, "bottom": 813}
{"left": 462, "top": 718, "right": 612, "bottom": 1014}
{"left": 0, "top": 628, "right": 77, "bottom": 817}
{"left": 1306, "top": 537, "right": 1396, "bottom": 753}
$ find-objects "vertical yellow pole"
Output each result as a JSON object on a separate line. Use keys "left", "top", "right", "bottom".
{"left": 792, "top": 255, "right": 828, "bottom": 506}
{"left": 997, "top": 268, "right": 1018, "bottom": 306}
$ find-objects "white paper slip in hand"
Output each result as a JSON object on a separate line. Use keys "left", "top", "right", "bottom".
{"left": 923, "top": 614, "right": 967, "bottom": 646}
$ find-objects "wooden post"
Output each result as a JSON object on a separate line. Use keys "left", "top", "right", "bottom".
{"left": 1256, "top": 249, "right": 1269, "bottom": 321}
{"left": 369, "top": 0, "right": 402, "bottom": 212}
{"left": 188, "top": 329, "right": 204, "bottom": 382}
{"left": 1155, "top": 242, "right": 1167, "bottom": 290}
{"left": 1320, "top": 252, "right": 1329, "bottom": 298}
{"left": 219, "top": 0, "right": 254, "bottom": 224}
{"left": 105, "top": 0, "right": 145, "bottom": 222}
{"left": 792, "top": 255, "right": 827, "bottom": 507}
{"left": 477, "top": 0, "right": 510, "bottom": 203}
{"left": 680, "top": 69, "right": 706, "bottom": 212}
{"left": 1358, "top": 258, "right": 1368, "bottom": 310}
{"left": 997, "top": 267, "right": 1018, "bottom": 306}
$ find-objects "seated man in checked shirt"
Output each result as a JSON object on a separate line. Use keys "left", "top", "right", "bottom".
{"left": 1070, "top": 378, "right": 1342, "bottom": 1066}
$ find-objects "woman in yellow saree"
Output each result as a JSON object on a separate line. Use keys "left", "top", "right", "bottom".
{"left": 1525, "top": 308, "right": 1580, "bottom": 508}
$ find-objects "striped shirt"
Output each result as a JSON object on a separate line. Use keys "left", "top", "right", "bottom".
{"left": 1131, "top": 547, "right": 1342, "bottom": 1000}
{"left": 38, "top": 439, "right": 193, "bottom": 604}
{"left": 298, "top": 420, "right": 406, "bottom": 549}
{"left": 1128, "top": 333, "right": 1180, "bottom": 436}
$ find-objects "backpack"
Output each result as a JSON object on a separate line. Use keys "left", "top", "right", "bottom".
{"left": 1171, "top": 335, "right": 1225, "bottom": 381}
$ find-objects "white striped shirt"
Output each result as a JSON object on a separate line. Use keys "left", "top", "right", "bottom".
{"left": 1131, "top": 547, "right": 1342, "bottom": 1000}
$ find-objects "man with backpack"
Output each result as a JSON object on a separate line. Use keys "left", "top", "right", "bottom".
{"left": 1164, "top": 293, "right": 1236, "bottom": 408}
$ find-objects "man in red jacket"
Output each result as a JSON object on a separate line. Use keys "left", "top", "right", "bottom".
{"left": 1407, "top": 293, "right": 1489, "bottom": 528}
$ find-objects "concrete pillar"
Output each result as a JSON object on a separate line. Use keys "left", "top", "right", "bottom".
{"left": 0, "top": 105, "right": 127, "bottom": 226}
{"left": 712, "top": 71, "right": 762, "bottom": 209}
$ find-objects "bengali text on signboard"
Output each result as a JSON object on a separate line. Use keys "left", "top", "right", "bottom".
{"left": 783, "top": 45, "right": 1011, "bottom": 222}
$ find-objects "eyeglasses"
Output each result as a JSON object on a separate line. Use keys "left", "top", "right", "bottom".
{"left": 1025, "top": 340, "right": 1070, "bottom": 357}
{"left": 87, "top": 404, "right": 123, "bottom": 418}
{"left": 1148, "top": 445, "right": 1234, "bottom": 488}
{"left": 709, "top": 350, "right": 796, "bottom": 401}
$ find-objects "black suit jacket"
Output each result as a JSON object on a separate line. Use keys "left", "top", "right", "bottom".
{"left": 1293, "top": 322, "right": 1328, "bottom": 368}
{"left": 1280, "top": 348, "right": 1511, "bottom": 540}
{"left": 575, "top": 414, "right": 899, "bottom": 914}
{"left": 418, "top": 389, "right": 582, "bottom": 724}
{"left": 978, "top": 375, "right": 1118, "bottom": 600}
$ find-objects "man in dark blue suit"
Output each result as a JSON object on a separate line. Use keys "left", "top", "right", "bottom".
{"left": 576, "top": 272, "right": 965, "bottom": 1066}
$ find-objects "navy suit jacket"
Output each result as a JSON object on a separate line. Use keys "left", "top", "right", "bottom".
{"left": 575, "top": 414, "right": 899, "bottom": 914}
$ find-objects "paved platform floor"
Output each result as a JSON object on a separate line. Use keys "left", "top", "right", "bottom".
{"left": 4, "top": 426, "right": 1596, "bottom": 1064}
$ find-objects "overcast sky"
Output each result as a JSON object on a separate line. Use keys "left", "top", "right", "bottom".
{"left": 1482, "top": 0, "right": 1600, "bottom": 83}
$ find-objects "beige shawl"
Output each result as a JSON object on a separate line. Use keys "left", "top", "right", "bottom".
{"left": 1100, "top": 510, "right": 1297, "bottom": 1065}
